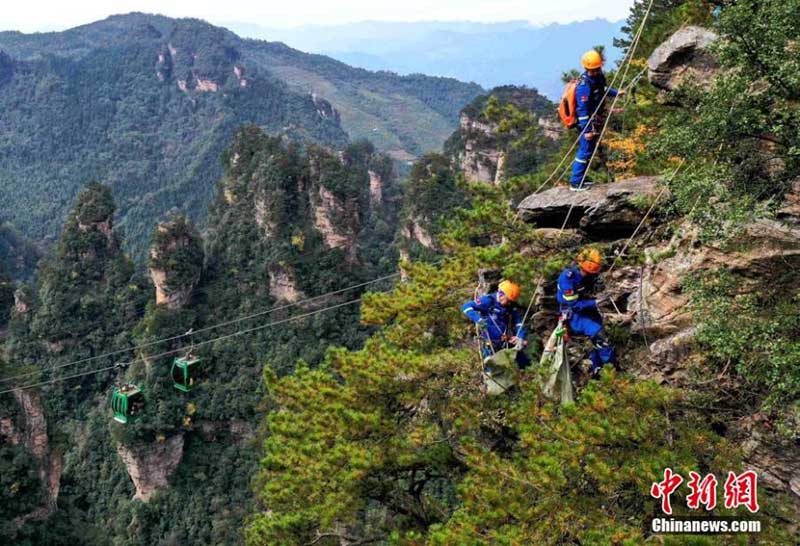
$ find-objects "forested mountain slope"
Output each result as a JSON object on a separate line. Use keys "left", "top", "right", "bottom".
{"left": 0, "top": 128, "right": 400, "bottom": 545}
{"left": 0, "top": 13, "right": 481, "bottom": 258}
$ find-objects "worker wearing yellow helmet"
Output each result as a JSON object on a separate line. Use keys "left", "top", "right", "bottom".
{"left": 570, "top": 49, "right": 624, "bottom": 192}
{"left": 462, "top": 279, "right": 530, "bottom": 369}
{"left": 556, "top": 248, "right": 616, "bottom": 377}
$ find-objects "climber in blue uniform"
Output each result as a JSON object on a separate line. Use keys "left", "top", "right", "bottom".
{"left": 462, "top": 280, "right": 530, "bottom": 369}
{"left": 570, "top": 50, "right": 623, "bottom": 191}
{"left": 556, "top": 248, "right": 616, "bottom": 377}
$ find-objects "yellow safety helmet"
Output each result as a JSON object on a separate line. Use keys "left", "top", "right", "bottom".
{"left": 582, "top": 50, "right": 604, "bottom": 70}
{"left": 577, "top": 248, "right": 603, "bottom": 275}
{"left": 498, "top": 280, "right": 521, "bottom": 302}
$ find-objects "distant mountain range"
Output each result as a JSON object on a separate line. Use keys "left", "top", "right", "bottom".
{"left": 0, "top": 13, "right": 482, "bottom": 258}
{"left": 225, "top": 19, "right": 625, "bottom": 100}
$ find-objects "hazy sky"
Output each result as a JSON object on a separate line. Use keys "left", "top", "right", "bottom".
{"left": 4, "top": 0, "right": 634, "bottom": 33}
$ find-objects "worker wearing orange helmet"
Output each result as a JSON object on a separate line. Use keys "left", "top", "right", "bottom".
{"left": 556, "top": 248, "right": 616, "bottom": 376}
{"left": 462, "top": 280, "right": 530, "bottom": 369}
{"left": 570, "top": 50, "right": 624, "bottom": 191}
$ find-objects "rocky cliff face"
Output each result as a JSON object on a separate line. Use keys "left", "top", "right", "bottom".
{"left": 368, "top": 170, "right": 383, "bottom": 207}
{"left": 312, "top": 185, "right": 360, "bottom": 264}
{"left": 9, "top": 390, "right": 62, "bottom": 528}
{"left": 116, "top": 433, "right": 184, "bottom": 502}
{"left": 457, "top": 114, "right": 506, "bottom": 184}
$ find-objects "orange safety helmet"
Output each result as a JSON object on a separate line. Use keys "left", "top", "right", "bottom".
{"left": 577, "top": 248, "right": 603, "bottom": 275}
{"left": 581, "top": 50, "right": 604, "bottom": 70}
{"left": 498, "top": 280, "right": 521, "bottom": 302}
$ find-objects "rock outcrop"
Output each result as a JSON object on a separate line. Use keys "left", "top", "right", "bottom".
{"left": 368, "top": 170, "right": 383, "bottom": 206}
{"left": 400, "top": 217, "right": 437, "bottom": 250}
{"left": 734, "top": 414, "right": 800, "bottom": 514}
{"left": 269, "top": 265, "right": 305, "bottom": 303}
{"left": 524, "top": 173, "right": 800, "bottom": 509}
{"left": 777, "top": 179, "right": 800, "bottom": 223}
{"left": 313, "top": 186, "right": 359, "bottom": 264}
{"left": 538, "top": 116, "right": 562, "bottom": 141}
{"left": 311, "top": 93, "right": 341, "bottom": 124}
{"left": 14, "top": 287, "right": 30, "bottom": 314}
{"left": 148, "top": 218, "right": 203, "bottom": 309}
{"left": 116, "top": 434, "right": 184, "bottom": 502}
{"left": 517, "top": 177, "right": 666, "bottom": 237}
{"left": 458, "top": 113, "right": 506, "bottom": 184}
{"left": 10, "top": 390, "right": 63, "bottom": 528}
{"left": 648, "top": 26, "right": 720, "bottom": 91}
{"left": 450, "top": 86, "right": 557, "bottom": 184}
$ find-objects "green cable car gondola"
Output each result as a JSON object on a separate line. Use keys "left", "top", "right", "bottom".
{"left": 171, "top": 355, "right": 201, "bottom": 392}
{"left": 111, "top": 384, "right": 144, "bottom": 424}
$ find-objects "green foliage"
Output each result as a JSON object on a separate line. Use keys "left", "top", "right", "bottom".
{"left": 687, "top": 269, "right": 800, "bottom": 418}
{"left": 0, "top": 223, "right": 40, "bottom": 280}
{"left": 652, "top": 0, "right": 800, "bottom": 238}
{"left": 251, "top": 235, "right": 793, "bottom": 544}
{"left": 0, "top": 263, "right": 14, "bottom": 328}
{"left": 2, "top": 123, "right": 402, "bottom": 544}
{"left": 149, "top": 215, "right": 204, "bottom": 294}
{"left": 428, "top": 375, "right": 738, "bottom": 545}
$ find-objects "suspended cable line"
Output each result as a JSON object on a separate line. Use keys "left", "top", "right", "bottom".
{"left": 0, "top": 272, "right": 400, "bottom": 384}
{"left": 0, "top": 297, "right": 364, "bottom": 396}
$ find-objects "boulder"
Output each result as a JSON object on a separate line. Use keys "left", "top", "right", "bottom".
{"left": 648, "top": 26, "right": 720, "bottom": 91}
{"left": 517, "top": 177, "right": 666, "bottom": 238}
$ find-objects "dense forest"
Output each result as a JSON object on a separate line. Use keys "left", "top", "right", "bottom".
{"left": 2, "top": 0, "right": 799, "bottom": 545}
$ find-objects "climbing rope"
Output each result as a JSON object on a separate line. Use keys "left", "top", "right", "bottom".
{"left": 607, "top": 159, "right": 687, "bottom": 276}
{"left": 518, "top": 0, "right": 657, "bottom": 330}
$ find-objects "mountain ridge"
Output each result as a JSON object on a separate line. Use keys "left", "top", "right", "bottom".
{"left": 226, "top": 17, "right": 624, "bottom": 99}
{"left": 0, "top": 13, "right": 482, "bottom": 258}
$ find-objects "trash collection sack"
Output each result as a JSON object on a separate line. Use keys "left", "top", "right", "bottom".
{"left": 540, "top": 328, "right": 574, "bottom": 405}
{"left": 482, "top": 348, "right": 518, "bottom": 396}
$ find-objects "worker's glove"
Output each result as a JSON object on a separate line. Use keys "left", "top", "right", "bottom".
{"left": 559, "top": 309, "right": 573, "bottom": 322}
{"left": 512, "top": 337, "right": 527, "bottom": 351}
{"left": 476, "top": 318, "right": 488, "bottom": 333}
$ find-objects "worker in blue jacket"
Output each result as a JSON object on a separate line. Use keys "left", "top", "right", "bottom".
{"left": 570, "top": 50, "right": 623, "bottom": 191}
{"left": 462, "top": 280, "right": 530, "bottom": 369}
{"left": 556, "top": 248, "right": 616, "bottom": 376}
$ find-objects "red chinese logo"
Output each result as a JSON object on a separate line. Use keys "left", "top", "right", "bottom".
{"left": 650, "top": 469, "right": 759, "bottom": 514}
{"left": 723, "top": 471, "right": 760, "bottom": 513}
{"left": 650, "top": 468, "right": 683, "bottom": 515}
{"left": 686, "top": 471, "right": 718, "bottom": 510}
